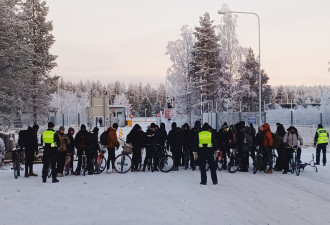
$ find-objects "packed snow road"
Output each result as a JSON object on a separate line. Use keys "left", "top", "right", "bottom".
{"left": 0, "top": 147, "right": 329, "bottom": 225}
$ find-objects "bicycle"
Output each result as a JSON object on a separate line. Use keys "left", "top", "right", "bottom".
{"left": 81, "top": 150, "right": 87, "bottom": 176}
{"left": 92, "top": 145, "right": 107, "bottom": 174}
{"left": 300, "top": 154, "right": 318, "bottom": 172}
{"left": 157, "top": 145, "right": 174, "bottom": 173}
{"left": 205, "top": 151, "right": 224, "bottom": 171}
{"left": 271, "top": 149, "right": 278, "bottom": 169}
{"left": 64, "top": 153, "right": 72, "bottom": 176}
{"left": 227, "top": 148, "right": 241, "bottom": 173}
{"left": 253, "top": 147, "right": 268, "bottom": 174}
{"left": 290, "top": 145, "right": 300, "bottom": 176}
{"left": 182, "top": 145, "right": 190, "bottom": 170}
{"left": 114, "top": 140, "right": 132, "bottom": 174}
{"left": 12, "top": 147, "right": 24, "bottom": 179}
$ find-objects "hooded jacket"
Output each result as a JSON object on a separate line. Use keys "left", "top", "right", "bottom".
{"left": 107, "top": 127, "right": 119, "bottom": 149}
{"left": 262, "top": 123, "right": 273, "bottom": 148}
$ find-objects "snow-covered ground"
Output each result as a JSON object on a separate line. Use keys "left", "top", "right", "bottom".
{"left": 0, "top": 147, "right": 329, "bottom": 225}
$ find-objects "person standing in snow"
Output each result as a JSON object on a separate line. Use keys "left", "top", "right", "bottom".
{"left": 74, "top": 124, "right": 92, "bottom": 175}
{"left": 193, "top": 123, "right": 218, "bottom": 185}
{"left": 282, "top": 126, "right": 303, "bottom": 174}
{"left": 56, "top": 126, "right": 70, "bottom": 177}
{"left": 262, "top": 123, "right": 274, "bottom": 174}
{"left": 314, "top": 124, "right": 328, "bottom": 166}
{"left": 41, "top": 122, "right": 60, "bottom": 183}
{"left": 142, "top": 123, "right": 157, "bottom": 171}
{"left": 66, "top": 127, "right": 75, "bottom": 174}
{"left": 106, "top": 123, "right": 119, "bottom": 173}
{"left": 167, "top": 122, "right": 183, "bottom": 171}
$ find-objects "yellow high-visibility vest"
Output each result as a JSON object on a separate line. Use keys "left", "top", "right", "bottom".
{"left": 42, "top": 130, "right": 57, "bottom": 147}
{"left": 317, "top": 128, "right": 328, "bottom": 144}
{"left": 198, "top": 131, "right": 213, "bottom": 148}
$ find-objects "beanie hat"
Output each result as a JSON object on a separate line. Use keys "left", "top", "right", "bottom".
{"left": 59, "top": 126, "right": 65, "bottom": 131}
{"left": 68, "top": 127, "right": 75, "bottom": 133}
{"left": 81, "top": 124, "right": 86, "bottom": 130}
{"left": 48, "top": 122, "right": 55, "bottom": 129}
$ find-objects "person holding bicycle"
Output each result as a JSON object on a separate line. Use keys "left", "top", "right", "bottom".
{"left": 217, "top": 124, "right": 233, "bottom": 170}
{"left": 282, "top": 126, "right": 303, "bottom": 174}
{"left": 56, "top": 126, "right": 70, "bottom": 177}
{"left": 262, "top": 123, "right": 274, "bottom": 174}
{"left": 74, "top": 124, "right": 92, "bottom": 175}
{"left": 127, "top": 124, "right": 145, "bottom": 171}
{"left": 142, "top": 123, "right": 157, "bottom": 172}
{"left": 41, "top": 122, "right": 60, "bottom": 183}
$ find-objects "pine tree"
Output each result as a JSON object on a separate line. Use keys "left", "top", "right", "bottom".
{"left": 21, "top": 0, "right": 57, "bottom": 123}
{"left": 138, "top": 96, "right": 152, "bottom": 117}
{"left": 192, "top": 13, "right": 221, "bottom": 110}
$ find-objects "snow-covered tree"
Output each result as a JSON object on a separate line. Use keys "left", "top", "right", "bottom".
{"left": 192, "top": 13, "right": 221, "bottom": 110}
{"left": 217, "top": 4, "right": 245, "bottom": 112}
{"left": 166, "top": 25, "right": 196, "bottom": 122}
{"left": 153, "top": 100, "right": 162, "bottom": 115}
{"left": 21, "top": 0, "right": 57, "bottom": 124}
{"left": 138, "top": 96, "right": 152, "bottom": 117}
{"left": 113, "top": 93, "right": 132, "bottom": 116}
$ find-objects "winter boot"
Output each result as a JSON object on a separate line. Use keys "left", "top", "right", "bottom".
{"left": 29, "top": 172, "right": 38, "bottom": 177}
{"left": 142, "top": 165, "right": 146, "bottom": 172}
{"left": 266, "top": 168, "right": 273, "bottom": 174}
{"left": 42, "top": 177, "right": 46, "bottom": 183}
{"left": 24, "top": 171, "right": 29, "bottom": 178}
{"left": 52, "top": 178, "right": 59, "bottom": 183}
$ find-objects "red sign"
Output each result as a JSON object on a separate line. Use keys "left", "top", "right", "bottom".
{"left": 130, "top": 114, "right": 134, "bottom": 119}
{"left": 157, "top": 113, "right": 161, "bottom": 118}
{"left": 164, "top": 109, "right": 171, "bottom": 119}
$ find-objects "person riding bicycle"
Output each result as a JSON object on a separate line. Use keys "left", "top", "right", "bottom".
{"left": 41, "top": 122, "right": 60, "bottom": 183}
{"left": 193, "top": 123, "right": 218, "bottom": 185}
{"left": 282, "top": 126, "right": 303, "bottom": 174}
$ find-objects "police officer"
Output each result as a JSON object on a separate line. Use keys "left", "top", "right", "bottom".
{"left": 193, "top": 123, "right": 218, "bottom": 185}
{"left": 314, "top": 124, "right": 329, "bottom": 166}
{"left": 41, "top": 122, "right": 60, "bottom": 183}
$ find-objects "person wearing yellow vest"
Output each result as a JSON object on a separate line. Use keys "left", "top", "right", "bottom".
{"left": 41, "top": 122, "right": 60, "bottom": 183}
{"left": 193, "top": 123, "right": 219, "bottom": 185}
{"left": 314, "top": 124, "right": 328, "bottom": 166}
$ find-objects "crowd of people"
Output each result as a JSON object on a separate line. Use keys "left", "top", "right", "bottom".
{"left": 17, "top": 120, "right": 328, "bottom": 184}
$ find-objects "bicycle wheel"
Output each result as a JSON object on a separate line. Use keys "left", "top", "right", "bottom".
{"left": 228, "top": 154, "right": 240, "bottom": 173}
{"left": 14, "top": 159, "right": 19, "bottom": 179}
{"left": 114, "top": 154, "right": 132, "bottom": 174}
{"left": 158, "top": 155, "right": 174, "bottom": 173}
{"left": 295, "top": 155, "right": 300, "bottom": 176}
{"left": 290, "top": 156, "right": 295, "bottom": 174}
{"left": 253, "top": 156, "right": 260, "bottom": 174}
{"left": 93, "top": 156, "right": 107, "bottom": 174}
{"left": 313, "top": 166, "right": 318, "bottom": 172}
{"left": 272, "top": 154, "right": 278, "bottom": 169}
{"left": 217, "top": 152, "right": 223, "bottom": 171}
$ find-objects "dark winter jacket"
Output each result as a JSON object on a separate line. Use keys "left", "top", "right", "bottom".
{"left": 127, "top": 129, "right": 145, "bottom": 149}
{"left": 74, "top": 129, "right": 91, "bottom": 152}
{"left": 145, "top": 128, "right": 156, "bottom": 146}
{"left": 217, "top": 129, "right": 233, "bottom": 148}
{"left": 276, "top": 124, "right": 286, "bottom": 138}
{"left": 90, "top": 131, "right": 100, "bottom": 153}
{"left": 155, "top": 123, "right": 167, "bottom": 146}
{"left": 21, "top": 126, "right": 39, "bottom": 153}
{"left": 168, "top": 127, "right": 183, "bottom": 147}
{"left": 66, "top": 132, "right": 75, "bottom": 154}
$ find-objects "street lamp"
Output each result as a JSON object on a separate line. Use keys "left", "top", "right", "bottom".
{"left": 145, "top": 109, "right": 147, "bottom": 118}
{"left": 218, "top": 9, "right": 262, "bottom": 124}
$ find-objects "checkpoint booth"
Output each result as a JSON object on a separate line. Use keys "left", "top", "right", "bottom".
{"left": 109, "top": 105, "right": 127, "bottom": 127}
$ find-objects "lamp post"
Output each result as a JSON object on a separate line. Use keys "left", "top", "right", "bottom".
{"left": 145, "top": 109, "right": 147, "bottom": 118}
{"left": 218, "top": 9, "right": 262, "bottom": 124}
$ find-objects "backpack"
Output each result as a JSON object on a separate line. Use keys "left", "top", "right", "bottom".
{"left": 80, "top": 134, "right": 87, "bottom": 149}
{"left": 272, "top": 133, "right": 282, "bottom": 149}
{"left": 100, "top": 130, "right": 108, "bottom": 146}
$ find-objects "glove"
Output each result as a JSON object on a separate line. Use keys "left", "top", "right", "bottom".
{"left": 193, "top": 152, "right": 198, "bottom": 160}
{"left": 214, "top": 150, "right": 220, "bottom": 158}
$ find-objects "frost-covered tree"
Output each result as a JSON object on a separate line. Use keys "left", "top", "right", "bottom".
{"left": 153, "top": 100, "right": 162, "bottom": 115}
{"left": 192, "top": 13, "right": 221, "bottom": 110}
{"left": 217, "top": 4, "right": 245, "bottom": 112}
{"left": 113, "top": 93, "right": 132, "bottom": 116}
{"left": 21, "top": 0, "right": 57, "bottom": 123}
{"left": 0, "top": 0, "right": 34, "bottom": 124}
{"left": 166, "top": 25, "right": 195, "bottom": 122}
{"left": 138, "top": 96, "right": 152, "bottom": 117}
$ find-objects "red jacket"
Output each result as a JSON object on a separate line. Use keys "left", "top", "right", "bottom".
{"left": 262, "top": 123, "right": 273, "bottom": 148}
{"left": 107, "top": 127, "right": 119, "bottom": 149}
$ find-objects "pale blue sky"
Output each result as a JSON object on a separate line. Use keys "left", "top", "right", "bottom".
{"left": 46, "top": 0, "right": 330, "bottom": 86}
